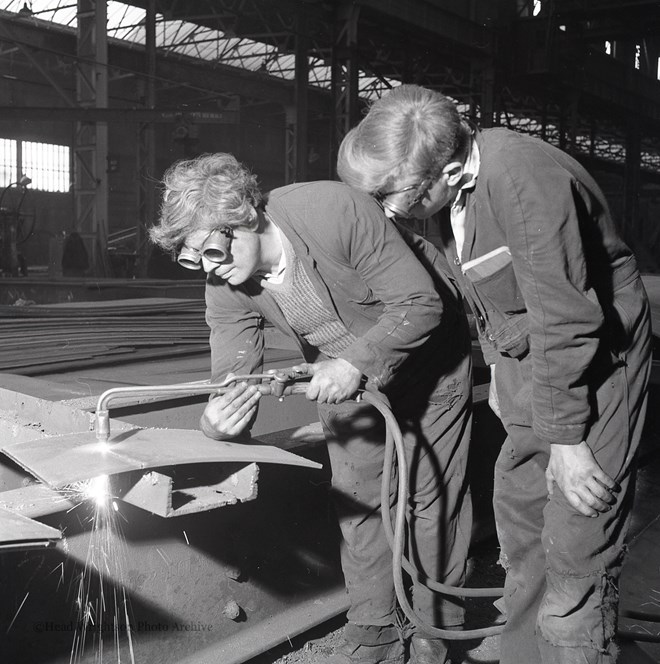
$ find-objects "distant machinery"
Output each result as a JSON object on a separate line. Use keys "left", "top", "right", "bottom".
{"left": 0, "top": 174, "right": 33, "bottom": 277}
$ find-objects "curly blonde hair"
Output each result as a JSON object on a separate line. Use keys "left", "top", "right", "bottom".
{"left": 149, "top": 153, "right": 262, "bottom": 252}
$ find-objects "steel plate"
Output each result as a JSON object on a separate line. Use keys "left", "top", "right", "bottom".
{"left": 0, "top": 505, "right": 62, "bottom": 549}
{"left": 1, "top": 427, "right": 322, "bottom": 489}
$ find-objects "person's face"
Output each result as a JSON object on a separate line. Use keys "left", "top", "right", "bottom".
{"left": 179, "top": 226, "right": 263, "bottom": 285}
{"left": 379, "top": 163, "right": 463, "bottom": 220}
{"left": 410, "top": 174, "right": 456, "bottom": 219}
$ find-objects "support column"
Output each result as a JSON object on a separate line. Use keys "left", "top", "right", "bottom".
{"left": 294, "top": 9, "right": 309, "bottom": 183}
{"left": 623, "top": 118, "right": 642, "bottom": 243}
{"left": 541, "top": 97, "right": 548, "bottom": 142}
{"left": 567, "top": 91, "right": 580, "bottom": 154}
{"left": 74, "top": 0, "right": 109, "bottom": 276}
{"left": 285, "top": 9, "right": 309, "bottom": 184}
{"left": 284, "top": 107, "right": 295, "bottom": 185}
{"left": 558, "top": 93, "right": 567, "bottom": 152}
{"left": 472, "top": 61, "right": 496, "bottom": 127}
{"left": 330, "top": 3, "right": 360, "bottom": 175}
{"left": 137, "top": 0, "right": 157, "bottom": 277}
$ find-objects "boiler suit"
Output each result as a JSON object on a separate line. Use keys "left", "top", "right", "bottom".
{"left": 440, "top": 128, "right": 652, "bottom": 663}
{"left": 205, "top": 182, "right": 473, "bottom": 635}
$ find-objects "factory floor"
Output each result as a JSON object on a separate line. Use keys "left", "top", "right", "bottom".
{"left": 5, "top": 352, "right": 659, "bottom": 664}
{"left": 251, "top": 399, "right": 660, "bottom": 664}
{"left": 1, "top": 273, "right": 657, "bottom": 664}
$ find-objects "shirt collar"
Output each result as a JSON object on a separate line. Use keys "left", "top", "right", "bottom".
{"left": 261, "top": 225, "right": 287, "bottom": 284}
{"left": 451, "top": 134, "right": 480, "bottom": 211}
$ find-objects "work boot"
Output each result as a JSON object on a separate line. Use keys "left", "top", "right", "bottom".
{"left": 320, "top": 623, "right": 405, "bottom": 664}
{"left": 409, "top": 636, "right": 451, "bottom": 664}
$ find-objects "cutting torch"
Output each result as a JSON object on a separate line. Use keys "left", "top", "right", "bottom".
{"left": 94, "top": 366, "right": 313, "bottom": 444}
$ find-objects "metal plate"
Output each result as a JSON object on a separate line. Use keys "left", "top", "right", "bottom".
{"left": 0, "top": 505, "right": 62, "bottom": 549}
{"left": 1, "top": 427, "right": 322, "bottom": 489}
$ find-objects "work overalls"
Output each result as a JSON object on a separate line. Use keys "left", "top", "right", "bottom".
{"left": 451, "top": 245, "right": 652, "bottom": 663}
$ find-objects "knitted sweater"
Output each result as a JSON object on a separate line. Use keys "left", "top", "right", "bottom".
{"left": 262, "top": 231, "right": 357, "bottom": 358}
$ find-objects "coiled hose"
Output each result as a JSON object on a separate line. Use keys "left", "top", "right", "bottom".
{"left": 361, "top": 389, "right": 660, "bottom": 644}
{"left": 361, "top": 390, "right": 504, "bottom": 640}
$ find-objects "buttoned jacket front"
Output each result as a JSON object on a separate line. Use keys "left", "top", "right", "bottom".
{"left": 441, "top": 127, "right": 643, "bottom": 445}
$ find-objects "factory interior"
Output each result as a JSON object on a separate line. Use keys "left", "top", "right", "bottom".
{"left": 0, "top": 0, "right": 660, "bottom": 662}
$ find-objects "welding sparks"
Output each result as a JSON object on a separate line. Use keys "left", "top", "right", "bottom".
{"left": 6, "top": 592, "right": 29, "bottom": 634}
{"left": 81, "top": 475, "right": 111, "bottom": 507}
{"left": 155, "top": 547, "right": 170, "bottom": 564}
{"left": 67, "top": 482, "right": 136, "bottom": 664}
{"left": 46, "top": 562, "right": 66, "bottom": 590}
{"left": 63, "top": 475, "right": 114, "bottom": 512}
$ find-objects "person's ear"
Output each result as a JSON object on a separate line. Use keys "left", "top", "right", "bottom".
{"left": 253, "top": 206, "right": 266, "bottom": 230}
{"left": 442, "top": 161, "right": 464, "bottom": 187}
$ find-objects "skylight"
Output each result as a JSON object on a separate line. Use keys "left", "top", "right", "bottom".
{"left": 1, "top": 0, "right": 392, "bottom": 98}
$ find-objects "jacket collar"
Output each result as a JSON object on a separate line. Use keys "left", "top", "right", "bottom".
{"left": 458, "top": 126, "right": 484, "bottom": 263}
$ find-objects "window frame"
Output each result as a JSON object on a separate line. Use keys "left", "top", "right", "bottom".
{"left": 0, "top": 138, "right": 71, "bottom": 193}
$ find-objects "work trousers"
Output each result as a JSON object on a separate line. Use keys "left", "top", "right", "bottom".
{"left": 493, "top": 278, "right": 652, "bottom": 664}
{"left": 317, "top": 342, "right": 473, "bottom": 633}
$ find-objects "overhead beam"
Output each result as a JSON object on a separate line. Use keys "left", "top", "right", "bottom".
{"left": 355, "top": 0, "right": 492, "bottom": 55}
{"left": 0, "top": 13, "right": 333, "bottom": 115}
{"left": 556, "top": 0, "right": 660, "bottom": 16}
{"left": 0, "top": 107, "right": 240, "bottom": 122}
{"left": 0, "top": 19, "right": 74, "bottom": 106}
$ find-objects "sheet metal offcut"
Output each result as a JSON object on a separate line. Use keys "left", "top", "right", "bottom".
{"left": 2, "top": 426, "right": 322, "bottom": 489}
{"left": 0, "top": 506, "right": 62, "bottom": 550}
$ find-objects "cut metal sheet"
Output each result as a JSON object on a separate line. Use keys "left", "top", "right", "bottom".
{"left": 0, "top": 505, "right": 62, "bottom": 550}
{"left": 0, "top": 385, "right": 134, "bottom": 443}
{"left": 0, "top": 484, "right": 78, "bottom": 519}
{"left": 1, "top": 427, "right": 322, "bottom": 489}
{"left": 116, "top": 464, "right": 260, "bottom": 517}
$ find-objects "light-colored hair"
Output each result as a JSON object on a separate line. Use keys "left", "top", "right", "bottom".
{"left": 337, "top": 84, "right": 464, "bottom": 195}
{"left": 149, "top": 153, "right": 262, "bottom": 251}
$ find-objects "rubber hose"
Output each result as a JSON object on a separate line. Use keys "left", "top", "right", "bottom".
{"left": 361, "top": 390, "right": 505, "bottom": 641}
{"left": 376, "top": 392, "right": 503, "bottom": 598}
{"left": 362, "top": 390, "right": 660, "bottom": 644}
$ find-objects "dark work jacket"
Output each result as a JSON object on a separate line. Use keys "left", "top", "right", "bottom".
{"left": 441, "top": 127, "right": 646, "bottom": 445}
{"left": 205, "top": 181, "right": 463, "bottom": 399}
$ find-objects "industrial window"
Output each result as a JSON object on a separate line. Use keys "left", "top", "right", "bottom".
{"left": 0, "top": 138, "right": 16, "bottom": 188}
{"left": 0, "top": 139, "right": 70, "bottom": 193}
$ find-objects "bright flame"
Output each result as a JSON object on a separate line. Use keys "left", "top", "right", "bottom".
{"left": 83, "top": 475, "right": 110, "bottom": 507}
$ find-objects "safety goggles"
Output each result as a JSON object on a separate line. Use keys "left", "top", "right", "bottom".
{"left": 177, "top": 227, "right": 234, "bottom": 270}
{"left": 376, "top": 178, "right": 432, "bottom": 218}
